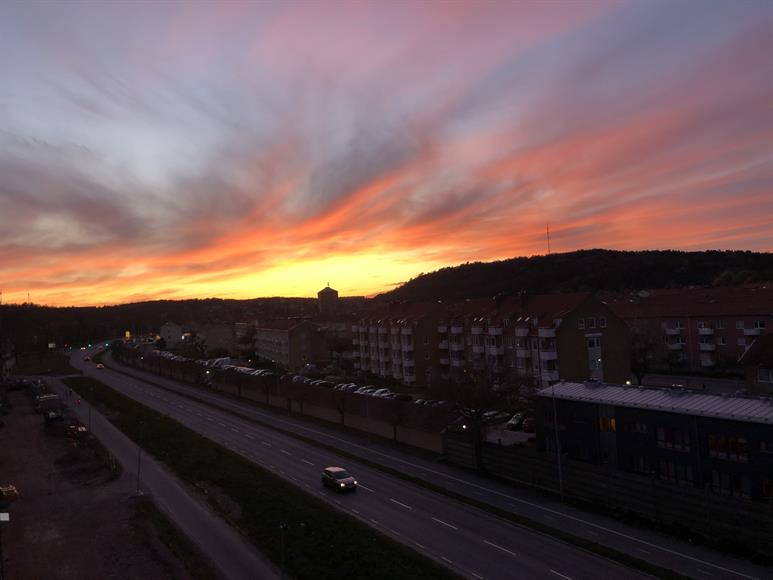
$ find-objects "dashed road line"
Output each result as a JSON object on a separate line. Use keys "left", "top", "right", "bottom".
{"left": 549, "top": 571, "right": 573, "bottom": 580}
{"left": 280, "top": 449, "right": 292, "bottom": 456}
{"left": 390, "top": 498, "right": 413, "bottom": 510}
{"left": 357, "top": 484, "right": 374, "bottom": 492}
{"left": 262, "top": 441, "right": 272, "bottom": 447}
{"left": 432, "top": 517, "right": 458, "bottom": 530}
{"left": 483, "top": 540, "right": 517, "bottom": 557}
{"left": 441, "top": 556, "right": 453, "bottom": 564}
{"left": 301, "top": 459, "right": 314, "bottom": 466}
{"left": 415, "top": 542, "right": 426, "bottom": 550}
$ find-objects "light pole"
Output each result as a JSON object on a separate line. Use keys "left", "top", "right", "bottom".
{"left": 551, "top": 381, "right": 564, "bottom": 502}
{"left": 0, "top": 511, "right": 9, "bottom": 580}
{"left": 279, "top": 522, "right": 288, "bottom": 580}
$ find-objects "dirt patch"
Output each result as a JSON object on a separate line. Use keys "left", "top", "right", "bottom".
{"left": 0, "top": 386, "right": 215, "bottom": 580}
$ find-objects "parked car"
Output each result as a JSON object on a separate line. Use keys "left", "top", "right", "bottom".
{"left": 321, "top": 466, "right": 358, "bottom": 492}
{"left": 371, "top": 388, "right": 391, "bottom": 397}
{"left": 506, "top": 413, "right": 525, "bottom": 431}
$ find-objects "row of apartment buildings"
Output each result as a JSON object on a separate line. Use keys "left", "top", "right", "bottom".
{"left": 155, "top": 285, "right": 772, "bottom": 393}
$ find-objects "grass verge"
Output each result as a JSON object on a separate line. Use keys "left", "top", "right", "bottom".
{"left": 131, "top": 495, "right": 218, "bottom": 580}
{"left": 63, "top": 376, "right": 461, "bottom": 580}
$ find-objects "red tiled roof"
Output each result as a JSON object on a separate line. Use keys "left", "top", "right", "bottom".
{"left": 603, "top": 285, "right": 773, "bottom": 319}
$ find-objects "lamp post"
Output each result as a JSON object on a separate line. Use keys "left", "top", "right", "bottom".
{"left": 0, "top": 512, "right": 9, "bottom": 580}
{"left": 551, "top": 381, "right": 565, "bottom": 502}
{"left": 279, "top": 522, "right": 288, "bottom": 580}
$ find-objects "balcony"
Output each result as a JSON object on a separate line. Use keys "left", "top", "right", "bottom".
{"left": 516, "top": 348, "right": 531, "bottom": 358}
{"left": 450, "top": 359, "right": 466, "bottom": 367}
{"left": 378, "top": 326, "right": 388, "bottom": 334}
{"left": 401, "top": 343, "right": 414, "bottom": 352}
{"left": 667, "top": 343, "right": 683, "bottom": 350}
{"left": 437, "top": 325, "right": 448, "bottom": 333}
{"left": 538, "top": 327, "right": 556, "bottom": 338}
{"left": 698, "top": 327, "right": 714, "bottom": 336}
{"left": 401, "top": 327, "right": 413, "bottom": 335}
{"left": 488, "top": 326, "right": 503, "bottom": 336}
{"left": 540, "top": 349, "right": 558, "bottom": 361}
{"left": 515, "top": 327, "right": 529, "bottom": 337}
{"left": 744, "top": 328, "right": 761, "bottom": 336}
{"left": 438, "top": 340, "right": 449, "bottom": 350}
{"left": 487, "top": 345, "right": 505, "bottom": 355}
{"left": 449, "top": 343, "right": 465, "bottom": 352}
{"left": 699, "top": 343, "right": 716, "bottom": 351}
{"left": 403, "top": 358, "right": 415, "bottom": 367}
{"left": 472, "top": 345, "right": 485, "bottom": 354}
{"left": 391, "top": 327, "right": 400, "bottom": 335}
{"left": 665, "top": 328, "right": 681, "bottom": 336}
{"left": 450, "top": 325, "right": 463, "bottom": 334}
{"left": 440, "top": 357, "right": 450, "bottom": 365}
{"left": 352, "top": 338, "right": 359, "bottom": 346}
{"left": 471, "top": 326, "right": 483, "bottom": 335}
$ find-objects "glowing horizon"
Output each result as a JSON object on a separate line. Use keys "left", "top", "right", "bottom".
{"left": 1, "top": 1, "right": 771, "bottom": 307}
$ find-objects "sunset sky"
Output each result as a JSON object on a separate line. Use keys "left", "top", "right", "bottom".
{"left": 1, "top": 1, "right": 771, "bottom": 307}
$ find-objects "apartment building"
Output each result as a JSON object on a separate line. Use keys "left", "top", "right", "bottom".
{"left": 354, "top": 294, "right": 631, "bottom": 389}
{"left": 536, "top": 381, "right": 773, "bottom": 502}
{"left": 255, "top": 319, "right": 327, "bottom": 370}
{"left": 605, "top": 286, "right": 773, "bottom": 372}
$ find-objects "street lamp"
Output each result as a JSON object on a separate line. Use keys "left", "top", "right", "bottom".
{"left": 279, "top": 522, "right": 288, "bottom": 579}
{"left": 0, "top": 511, "right": 9, "bottom": 580}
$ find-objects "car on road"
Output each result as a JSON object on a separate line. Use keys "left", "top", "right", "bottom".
{"left": 506, "top": 413, "right": 525, "bottom": 431}
{"left": 321, "top": 466, "right": 358, "bottom": 492}
{"left": 96, "top": 363, "right": 105, "bottom": 369}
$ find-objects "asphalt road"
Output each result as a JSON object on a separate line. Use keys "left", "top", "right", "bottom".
{"left": 74, "top": 351, "right": 771, "bottom": 580}
{"left": 50, "top": 374, "right": 280, "bottom": 580}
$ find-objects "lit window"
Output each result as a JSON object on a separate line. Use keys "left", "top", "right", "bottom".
{"left": 587, "top": 318, "right": 596, "bottom": 329}
{"left": 599, "top": 317, "right": 607, "bottom": 328}
{"left": 578, "top": 318, "right": 585, "bottom": 330}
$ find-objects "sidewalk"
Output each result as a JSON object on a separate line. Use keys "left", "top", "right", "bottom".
{"left": 51, "top": 377, "right": 279, "bottom": 580}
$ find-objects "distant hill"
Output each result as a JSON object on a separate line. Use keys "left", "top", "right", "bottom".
{"left": 375, "top": 250, "right": 773, "bottom": 302}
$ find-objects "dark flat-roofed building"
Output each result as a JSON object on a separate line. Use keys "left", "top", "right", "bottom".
{"left": 536, "top": 381, "right": 773, "bottom": 502}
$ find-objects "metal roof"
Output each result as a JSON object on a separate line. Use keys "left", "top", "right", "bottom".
{"left": 537, "top": 382, "right": 773, "bottom": 424}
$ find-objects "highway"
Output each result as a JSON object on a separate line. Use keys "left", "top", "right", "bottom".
{"left": 74, "top": 350, "right": 770, "bottom": 580}
{"left": 68, "top": 352, "right": 656, "bottom": 580}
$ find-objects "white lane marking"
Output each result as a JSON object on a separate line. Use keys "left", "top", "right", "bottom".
{"left": 280, "top": 449, "right": 292, "bottom": 456}
{"left": 230, "top": 428, "right": 239, "bottom": 433}
{"left": 206, "top": 417, "right": 214, "bottom": 422}
{"left": 471, "top": 573, "right": 484, "bottom": 580}
{"left": 483, "top": 540, "right": 517, "bottom": 557}
{"left": 442, "top": 556, "right": 453, "bottom": 564}
{"left": 415, "top": 542, "right": 426, "bottom": 550}
{"left": 357, "top": 484, "right": 374, "bottom": 492}
{"left": 432, "top": 517, "right": 458, "bottom": 530}
{"left": 351, "top": 509, "right": 360, "bottom": 515}
{"left": 301, "top": 459, "right": 314, "bottom": 466}
{"left": 389, "top": 498, "right": 413, "bottom": 510}
{"left": 636, "top": 548, "right": 651, "bottom": 555}
{"left": 390, "top": 529, "right": 401, "bottom": 536}
{"left": 217, "top": 422, "right": 226, "bottom": 427}
{"left": 370, "top": 518, "right": 379, "bottom": 525}
{"left": 549, "top": 571, "right": 573, "bottom": 580}
{"left": 334, "top": 499, "right": 341, "bottom": 505}
{"left": 245, "top": 434, "right": 255, "bottom": 440}
{"left": 262, "top": 441, "right": 272, "bottom": 447}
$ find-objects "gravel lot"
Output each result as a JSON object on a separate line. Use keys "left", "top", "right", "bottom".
{"left": 0, "top": 382, "right": 208, "bottom": 580}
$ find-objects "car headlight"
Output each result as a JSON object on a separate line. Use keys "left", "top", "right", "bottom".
{"left": 353, "top": 480, "right": 357, "bottom": 485}
{"left": 340, "top": 483, "right": 345, "bottom": 488}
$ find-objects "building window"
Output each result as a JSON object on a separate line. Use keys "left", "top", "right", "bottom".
{"left": 659, "top": 460, "right": 693, "bottom": 486}
{"left": 587, "top": 337, "right": 601, "bottom": 349}
{"left": 599, "top": 417, "right": 616, "bottom": 432}
{"left": 599, "top": 317, "right": 607, "bottom": 328}
{"left": 629, "top": 422, "right": 648, "bottom": 434}
{"left": 676, "top": 321, "right": 684, "bottom": 329}
{"left": 708, "top": 435, "right": 749, "bottom": 462}
{"left": 697, "top": 321, "right": 705, "bottom": 329}
{"left": 755, "top": 320, "right": 767, "bottom": 329}
{"left": 578, "top": 318, "right": 585, "bottom": 330}
{"left": 587, "top": 317, "right": 596, "bottom": 329}
{"left": 736, "top": 320, "right": 744, "bottom": 330}
{"left": 423, "top": 336, "right": 429, "bottom": 345}
{"left": 657, "top": 425, "right": 690, "bottom": 451}
{"left": 718, "top": 336, "right": 726, "bottom": 345}
{"left": 757, "top": 368, "right": 773, "bottom": 383}
{"left": 633, "top": 455, "right": 650, "bottom": 474}
{"left": 711, "top": 470, "right": 749, "bottom": 498}
{"left": 716, "top": 320, "right": 724, "bottom": 330}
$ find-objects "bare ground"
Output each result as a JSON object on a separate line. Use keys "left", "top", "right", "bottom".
{"left": 0, "top": 384, "right": 214, "bottom": 580}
